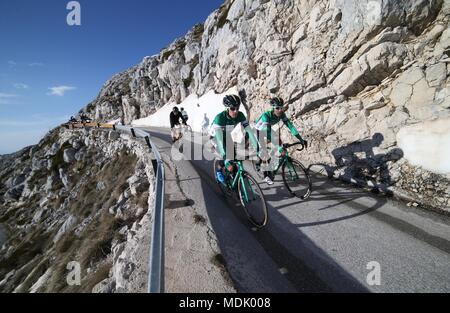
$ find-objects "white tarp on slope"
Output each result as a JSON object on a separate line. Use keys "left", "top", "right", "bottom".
{"left": 131, "top": 87, "right": 246, "bottom": 134}
{"left": 397, "top": 118, "right": 450, "bottom": 174}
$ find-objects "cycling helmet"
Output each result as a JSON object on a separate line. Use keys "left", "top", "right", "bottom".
{"left": 270, "top": 97, "right": 284, "bottom": 107}
{"left": 223, "top": 95, "right": 241, "bottom": 108}
{"left": 180, "top": 107, "right": 184, "bottom": 111}
{"left": 172, "top": 106, "right": 179, "bottom": 112}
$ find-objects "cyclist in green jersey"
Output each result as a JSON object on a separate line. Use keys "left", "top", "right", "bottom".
{"left": 212, "top": 94, "right": 260, "bottom": 184}
{"left": 254, "top": 96, "right": 307, "bottom": 185}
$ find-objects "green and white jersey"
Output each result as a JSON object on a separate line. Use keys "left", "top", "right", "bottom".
{"left": 212, "top": 110, "right": 249, "bottom": 130}
{"left": 211, "top": 110, "right": 257, "bottom": 159}
{"left": 255, "top": 109, "right": 302, "bottom": 142}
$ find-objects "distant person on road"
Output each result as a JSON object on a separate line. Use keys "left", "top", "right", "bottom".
{"left": 80, "top": 114, "right": 92, "bottom": 123}
{"left": 170, "top": 106, "right": 186, "bottom": 142}
{"left": 201, "top": 113, "right": 210, "bottom": 135}
{"left": 180, "top": 107, "right": 188, "bottom": 125}
{"left": 69, "top": 116, "right": 77, "bottom": 123}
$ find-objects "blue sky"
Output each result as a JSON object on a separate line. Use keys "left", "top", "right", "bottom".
{"left": 0, "top": 0, "right": 223, "bottom": 154}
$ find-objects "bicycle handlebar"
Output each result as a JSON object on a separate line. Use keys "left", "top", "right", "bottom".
{"left": 283, "top": 142, "right": 305, "bottom": 151}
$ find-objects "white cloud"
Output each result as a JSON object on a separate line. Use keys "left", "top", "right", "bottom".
{"left": 0, "top": 93, "right": 17, "bottom": 98}
{"left": 7, "top": 60, "right": 16, "bottom": 66}
{"left": 0, "top": 93, "right": 17, "bottom": 104}
{"left": 47, "top": 85, "right": 76, "bottom": 96}
{"left": 29, "top": 62, "right": 44, "bottom": 67}
{"left": 13, "top": 83, "right": 29, "bottom": 89}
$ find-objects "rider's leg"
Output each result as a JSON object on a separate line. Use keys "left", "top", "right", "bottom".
{"left": 216, "top": 159, "right": 237, "bottom": 184}
{"left": 217, "top": 160, "right": 225, "bottom": 169}
{"left": 216, "top": 160, "right": 227, "bottom": 184}
{"left": 224, "top": 159, "right": 236, "bottom": 174}
{"left": 262, "top": 140, "right": 275, "bottom": 185}
{"left": 173, "top": 124, "right": 182, "bottom": 141}
{"left": 263, "top": 170, "right": 274, "bottom": 185}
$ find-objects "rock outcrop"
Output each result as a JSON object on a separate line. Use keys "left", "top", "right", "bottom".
{"left": 0, "top": 127, "right": 155, "bottom": 292}
{"left": 78, "top": 0, "right": 450, "bottom": 212}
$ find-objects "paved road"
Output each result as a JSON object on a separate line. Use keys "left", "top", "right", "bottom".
{"left": 140, "top": 127, "right": 450, "bottom": 293}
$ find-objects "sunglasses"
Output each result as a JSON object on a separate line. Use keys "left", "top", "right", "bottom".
{"left": 229, "top": 107, "right": 240, "bottom": 112}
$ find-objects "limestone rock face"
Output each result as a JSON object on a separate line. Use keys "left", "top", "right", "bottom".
{"left": 63, "top": 148, "right": 76, "bottom": 164}
{"left": 74, "top": 0, "right": 450, "bottom": 211}
{"left": 0, "top": 126, "right": 156, "bottom": 292}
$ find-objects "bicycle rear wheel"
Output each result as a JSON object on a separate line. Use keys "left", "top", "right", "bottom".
{"left": 238, "top": 173, "right": 268, "bottom": 228}
{"left": 282, "top": 159, "right": 312, "bottom": 199}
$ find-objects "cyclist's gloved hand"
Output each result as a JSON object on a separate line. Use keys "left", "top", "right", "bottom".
{"left": 296, "top": 135, "right": 308, "bottom": 149}
{"left": 258, "top": 150, "right": 270, "bottom": 162}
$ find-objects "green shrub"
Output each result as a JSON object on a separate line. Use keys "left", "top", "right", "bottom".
{"left": 183, "top": 77, "right": 193, "bottom": 89}
{"left": 161, "top": 49, "right": 174, "bottom": 61}
{"left": 192, "top": 24, "right": 204, "bottom": 41}
{"left": 216, "top": 2, "right": 232, "bottom": 30}
{"left": 189, "top": 55, "right": 199, "bottom": 68}
{"left": 49, "top": 141, "right": 72, "bottom": 173}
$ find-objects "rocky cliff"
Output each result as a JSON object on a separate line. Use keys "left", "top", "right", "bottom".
{"left": 0, "top": 127, "right": 155, "bottom": 292}
{"left": 82, "top": 0, "right": 450, "bottom": 212}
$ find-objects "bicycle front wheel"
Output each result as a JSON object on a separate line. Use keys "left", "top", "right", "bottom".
{"left": 238, "top": 173, "right": 268, "bottom": 228}
{"left": 282, "top": 159, "right": 312, "bottom": 199}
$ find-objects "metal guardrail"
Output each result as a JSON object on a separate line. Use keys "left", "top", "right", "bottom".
{"left": 67, "top": 122, "right": 165, "bottom": 293}
{"left": 130, "top": 127, "right": 165, "bottom": 294}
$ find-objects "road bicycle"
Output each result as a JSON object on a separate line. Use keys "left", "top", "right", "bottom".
{"left": 181, "top": 123, "right": 192, "bottom": 135}
{"left": 252, "top": 142, "right": 312, "bottom": 200}
{"left": 171, "top": 124, "right": 192, "bottom": 143}
{"left": 214, "top": 158, "right": 268, "bottom": 228}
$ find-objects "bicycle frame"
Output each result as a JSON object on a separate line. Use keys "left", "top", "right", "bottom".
{"left": 262, "top": 148, "right": 290, "bottom": 175}
{"left": 226, "top": 161, "right": 256, "bottom": 203}
{"left": 259, "top": 145, "right": 304, "bottom": 182}
{"left": 227, "top": 160, "right": 245, "bottom": 190}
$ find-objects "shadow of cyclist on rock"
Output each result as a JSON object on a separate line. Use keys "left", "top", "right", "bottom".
{"left": 325, "top": 133, "right": 404, "bottom": 194}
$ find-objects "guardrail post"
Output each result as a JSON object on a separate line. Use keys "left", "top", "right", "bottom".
{"left": 151, "top": 159, "right": 158, "bottom": 174}
{"left": 144, "top": 136, "right": 152, "bottom": 148}
{"left": 131, "top": 128, "right": 136, "bottom": 137}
